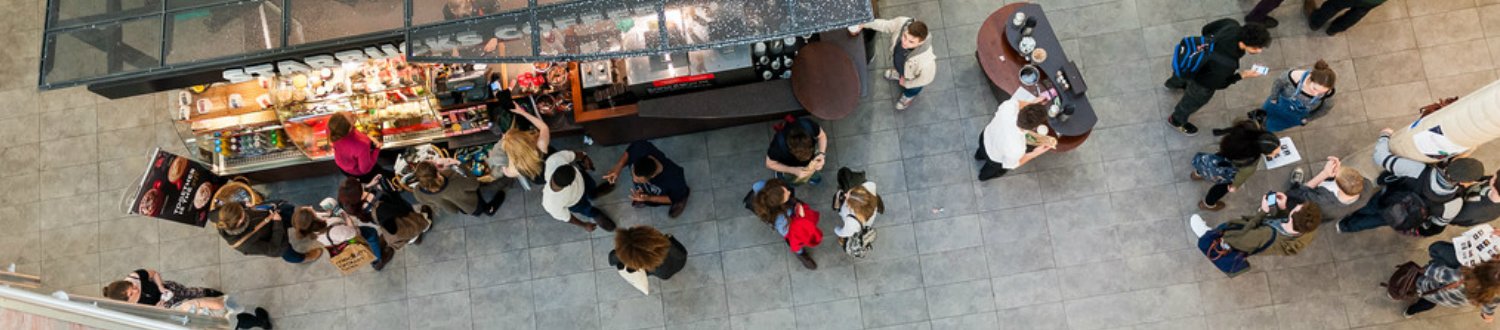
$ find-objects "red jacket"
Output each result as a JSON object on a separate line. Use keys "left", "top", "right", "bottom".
{"left": 785, "top": 203, "right": 823, "bottom": 253}
{"left": 333, "top": 131, "right": 380, "bottom": 176}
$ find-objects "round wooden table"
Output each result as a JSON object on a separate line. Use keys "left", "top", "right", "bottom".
{"left": 791, "top": 42, "right": 861, "bottom": 120}
{"left": 976, "top": 3, "right": 1092, "bottom": 152}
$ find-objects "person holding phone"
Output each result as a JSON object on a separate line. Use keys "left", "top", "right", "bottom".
{"left": 1188, "top": 191, "right": 1324, "bottom": 257}
{"left": 1166, "top": 19, "right": 1273, "bottom": 136}
{"left": 602, "top": 140, "right": 692, "bottom": 218}
{"left": 1285, "top": 156, "right": 1371, "bottom": 222}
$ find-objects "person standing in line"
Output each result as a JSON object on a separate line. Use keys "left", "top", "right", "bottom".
{"left": 765, "top": 116, "right": 828, "bottom": 186}
{"left": 750, "top": 178, "right": 823, "bottom": 270}
{"left": 215, "top": 200, "right": 293, "bottom": 259}
{"left": 1190, "top": 120, "right": 1282, "bottom": 211}
{"left": 543, "top": 150, "right": 618, "bottom": 232}
{"left": 1402, "top": 249, "right": 1500, "bottom": 322}
{"left": 411, "top": 161, "right": 506, "bottom": 217}
{"left": 602, "top": 140, "right": 692, "bottom": 218}
{"left": 1284, "top": 156, "right": 1372, "bottom": 222}
{"left": 975, "top": 93, "right": 1054, "bottom": 181}
{"left": 1256, "top": 60, "right": 1339, "bottom": 132}
{"left": 291, "top": 206, "right": 395, "bottom": 271}
{"left": 1451, "top": 171, "right": 1500, "bottom": 227}
{"left": 488, "top": 105, "right": 552, "bottom": 191}
{"left": 1308, "top": 0, "right": 1387, "bottom": 36}
{"left": 1188, "top": 192, "right": 1324, "bottom": 257}
{"left": 1166, "top": 19, "right": 1272, "bottom": 135}
{"left": 338, "top": 177, "right": 431, "bottom": 249}
{"left": 608, "top": 225, "right": 689, "bottom": 280}
{"left": 850, "top": 17, "right": 937, "bottom": 110}
{"left": 328, "top": 113, "right": 394, "bottom": 183}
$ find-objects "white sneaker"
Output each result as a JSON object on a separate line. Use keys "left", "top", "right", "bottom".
{"left": 895, "top": 96, "right": 914, "bottom": 110}
{"left": 1189, "top": 214, "right": 1211, "bottom": 238}
{"left": 884, "top": 69, "right": 899, "bottom": 81}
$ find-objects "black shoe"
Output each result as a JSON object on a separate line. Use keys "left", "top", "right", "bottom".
{"left": 592, "top": 182, "right": 616, "bottom": 199}
{"left": 1211, "top": 128, "right": 1230, "bottom": 136}
{"left": 202, "top": 288, "right": 224, "bottom": 298}
{"left": 372, "top": 246, "right": 395, "bottom": 271}
{"left": 796, "top": 250, "right": 818, "bottom": 270}
{"left": 1164, "top": 78, "right": 1186, "bottom": 90}
{"left": 1256, "top": 17, "right": 1280, "bottom": 28}
{"left": 484, "top": 191, "right": 506, "bottom": 216}
{"left": 594, "top": 213, "right": 618, "bottom": 232}
{"left": 235, "top": 307, "right": 273, "bottom": 330}
{"left": 1168, "top": 117, "right": 1198, "bottom": 136}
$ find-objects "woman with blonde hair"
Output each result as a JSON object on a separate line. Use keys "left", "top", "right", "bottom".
{"left": 832, "top": 168, "right": 884, "bottom": 258}
{"left": 608, "top": 226, "right": 688, "bottom": 280}
{"left": 489, "top": 105, "right": 552, "bottom": 190}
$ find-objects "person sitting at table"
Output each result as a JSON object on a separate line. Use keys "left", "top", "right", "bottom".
{"left": 851, "top": 17, "right": 937, "bottom": 111}
{"left": 975, "top": 93, "right": 1054, "bottom": 181}
{"left": 602, "top": 140, "right": 692, "bottom": 218}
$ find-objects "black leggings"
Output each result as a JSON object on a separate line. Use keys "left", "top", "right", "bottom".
{"left": 1204, "top": 183, "right": 1230, "bottom": 205}
{"left": 1405, "top": 298, "right": 1437, "bottom": 316}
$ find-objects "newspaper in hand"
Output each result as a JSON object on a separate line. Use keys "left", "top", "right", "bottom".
{"left": 1454, "top": 224, "right": 1498, "bottom": 267}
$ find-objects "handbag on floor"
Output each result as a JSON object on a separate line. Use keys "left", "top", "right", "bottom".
{"left": 1196, "top": 223, "right": 1275, "bottom": 277}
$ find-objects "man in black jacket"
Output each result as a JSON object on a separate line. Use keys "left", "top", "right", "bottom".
{"left": 1165, "top": 19, "right": 1272, "bottom": 136}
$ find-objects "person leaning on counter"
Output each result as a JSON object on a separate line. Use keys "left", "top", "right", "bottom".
{"left": 974, "top": 92, "right": 1054, "bottom": 181}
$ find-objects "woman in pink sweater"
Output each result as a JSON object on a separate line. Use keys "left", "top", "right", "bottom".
{"left": 329, "top": 113, "right": 393, "bottom": 182}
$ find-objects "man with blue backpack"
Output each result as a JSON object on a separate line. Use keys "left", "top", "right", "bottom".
{"left": 1166, "top": 19, "right": 1273, "bottom": 136}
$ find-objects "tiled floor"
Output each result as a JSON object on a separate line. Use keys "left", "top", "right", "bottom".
{"left": 5, "top": 0, "right": 1500, "bottom": 329}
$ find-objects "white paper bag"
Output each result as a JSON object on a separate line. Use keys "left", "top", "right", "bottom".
{"left": 618, "top": 269, "right": 650, "bottom": 295}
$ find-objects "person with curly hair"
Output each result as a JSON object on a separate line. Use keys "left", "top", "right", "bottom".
{"left": 608, "top": 226, "right": 688, "bottom": 280}
{"left": 1403, "top": 242, "right": 1500, "bottom": 322}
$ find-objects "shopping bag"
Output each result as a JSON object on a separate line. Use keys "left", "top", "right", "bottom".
{"left": 327, "top": 235, "right": 377, "bottom": 275}
{"left": 618, "top": 269, "right": 650, "bottom": 295}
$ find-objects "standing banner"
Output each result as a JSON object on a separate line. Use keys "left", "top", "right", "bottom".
{"left": 125, "top": 148, "right": 228, "bottom": 227}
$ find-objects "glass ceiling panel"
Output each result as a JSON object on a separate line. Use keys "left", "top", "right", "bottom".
{"left": 165, "top": 1, "right": 283, "bottom": 64}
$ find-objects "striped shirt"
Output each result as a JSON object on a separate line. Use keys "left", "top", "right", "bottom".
{"left": 1418, "top": 263, "right": 1500, "bottom": 315}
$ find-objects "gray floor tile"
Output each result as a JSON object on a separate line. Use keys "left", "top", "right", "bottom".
{"left": 533, "top": 304, "right": 599, "bottom": 330}
{"left": 729, "top": 308, "right": 794, "bottom": 330}
{"left": 466, "top": 249, "right": 531, "bottom": 289}
{"left": 406, "top": 259, "right": 469, "bottom": 297}
{"left": 860, "top": 288, "right": 930, "bottom": 328}
{"left": 795, "top": 298, "right": 862, "bottom": 330}
{"left": 468, "top": 281, "right": 534, "bottom": 330}
{"left": 408, "top": 290, "right": 473, "bottom": 330}
{"left": 529, "top": 240, "right": 593, "bottom": 278}
{"left": 856, "top": 256, "right": 925, "bottom": 296}
{"left": 663, "top": 285, "right": 729, "bottom": 325}
{"left": 346, "top": 300, "right": 410, "bottom": 330}
{"left": 725, "top": 274, "right": 793, "bottom": 315}
{"left": 464, "top": 218, "right": 528, "bottom": 257}
{"left": 924, "top": 279, "right": 995, "bottom": 319}
{"left": 600, "top": 294, "right": 666, "bottom": 330}
{"left": 531, "top": 272, "right": 597, "bottom": 311}
{"left": 918, "top": 246, "right": 989, "bottom": 286}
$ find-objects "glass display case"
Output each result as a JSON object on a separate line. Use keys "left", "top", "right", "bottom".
{"left": 172, "top": 56, "right": 451, "bottom": 174}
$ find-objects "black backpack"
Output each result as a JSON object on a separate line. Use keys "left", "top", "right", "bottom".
{"left": 1377, "top": 176, "right": 1431, "bottom": 231}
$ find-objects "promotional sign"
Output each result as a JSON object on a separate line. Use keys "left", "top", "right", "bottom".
{"left": 126, "top": 148, "right": 229, "bottom": 227}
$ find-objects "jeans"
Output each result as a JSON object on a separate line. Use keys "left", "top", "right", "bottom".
{"left": 567, "top": 174, "right": 602, "bottom": 219}
{"left": 901, "top": 86, "right": 923, "bottom": 99}
{"left": 281, "top": 243, "right": 308, "bottom": 263}
{"left": 1429, "top": 241, "right": 1461, "bottom": 268}
{"left": 1168, "top": 76, "right": 1218, "bottom": 124}
{"left": 359, "top": 227, "right": 384, "bottom": 265}
{"left": 1310, "top": 0, "right": 1377, "bottom": 34}
{"left": 1245, "top": 0, "right": 1285, "bottom": 22}
{"left": 1338, "top": 200, "right": 1388, "bottom": 232}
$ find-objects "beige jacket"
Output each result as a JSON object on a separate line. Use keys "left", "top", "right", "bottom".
{"left": 865, "top": 17, "right": 939, "bottom": 89}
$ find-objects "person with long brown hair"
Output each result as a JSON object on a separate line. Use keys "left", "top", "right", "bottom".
{"left": 1404, "top": 245, "right": 1500, "bottom": 322}
{"left": 214, "top": 200, "right": 292, "bottom": 259}
{"left": 489, "top": 106, "right": 552, "bottom": 190}
{"left": 749, "top": 178, "right": 822, "bottom": 269}
{"left": 290, "top": 206, "right": 395, "bottom": 271}
{"left": 1256, "top": 59, "right": 1338, "bottom": 132}
{"left": 608, "top": 226, "right": 688, "bottom": 280}
{"left": 338, "top": 177, "right": 431, "bottom": 249}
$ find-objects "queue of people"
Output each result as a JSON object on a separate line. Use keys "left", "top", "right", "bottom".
{"left": 105, "top": 7, "right": 1500, "bottom": 327}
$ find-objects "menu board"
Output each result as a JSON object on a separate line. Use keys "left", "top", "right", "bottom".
{"left": 126, "top": 148, "right": 229, "bottom": 227}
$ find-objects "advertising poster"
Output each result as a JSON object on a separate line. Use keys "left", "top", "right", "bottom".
{"left": 126, "top": 148, "right": 228, "bottom": 227}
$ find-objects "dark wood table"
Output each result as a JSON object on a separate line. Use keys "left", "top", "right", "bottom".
{"left": 792, "top": 42, "right": 861, "bottom": 120}
{"left": 977, "top": 3, "right": 1097, "bottom": 152}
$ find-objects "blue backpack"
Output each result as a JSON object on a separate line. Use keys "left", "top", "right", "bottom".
{"left": 1191, "top": 152, "right": 1238, "bottom": 185}
{"left": 1171, "top": 36, "right": 1215, "bottom": 78}
{"left": 1198, "top": 222, "right": 1276, "bottom": 278}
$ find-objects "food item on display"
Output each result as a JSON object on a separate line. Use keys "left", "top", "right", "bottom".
{"left": 256, "top": 94, "right": 273, "bottom": 109}
{"left": 138, "top": 188, "right": 163, "bottom": 216}
{"left": 546, "top": 64, "right": 569, "bottom": 87}
{"left": 193, "top": 182, "right": 215, "bottom": 209}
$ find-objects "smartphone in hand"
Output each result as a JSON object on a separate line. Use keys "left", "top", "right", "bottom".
{"left": 1251, "top": 64, "right": 1269, "bottom": 75}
